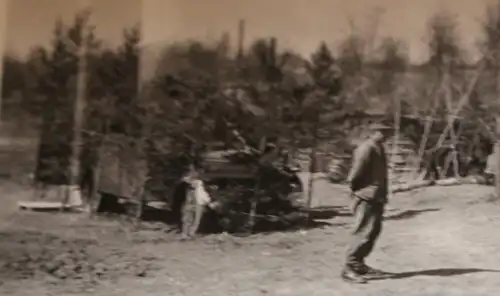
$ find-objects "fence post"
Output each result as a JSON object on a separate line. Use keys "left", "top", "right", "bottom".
{"left": 389, "top": 95, "right": 401, "bottom": 197}
{"left": 495, "top": 117, "right": 500, "bottom": 198}
{"left": 305, "top": 147, "right": 318, "bottom": 225}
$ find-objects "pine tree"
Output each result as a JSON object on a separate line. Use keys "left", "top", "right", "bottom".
{"left": 310, "top": 41, "right": 342, "bottom": 95}
{"left": 29, "top": 10, "right": 101, "bottom": 185}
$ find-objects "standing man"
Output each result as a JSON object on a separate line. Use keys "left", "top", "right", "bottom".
{"left": 341, "top": 122, "right": 394, "bottom": 284}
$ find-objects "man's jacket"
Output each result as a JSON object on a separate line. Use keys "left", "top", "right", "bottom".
{"left": 346, "top": 139, "right": 388, "bottom": 204}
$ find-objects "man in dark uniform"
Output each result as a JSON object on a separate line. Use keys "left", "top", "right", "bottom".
{"left": 341, "top": 122, "right": 394, "bottom": 284}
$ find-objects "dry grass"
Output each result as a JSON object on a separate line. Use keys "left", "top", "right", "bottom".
{"left": 1, "top": 177, "right": 500, "bottom": 296}
{"left": 1, "top": 129, "right": 499, "bottom": 295}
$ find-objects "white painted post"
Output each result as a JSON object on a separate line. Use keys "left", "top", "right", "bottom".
{"left": 63, "top": 0, "right": 91, "bottom": 210}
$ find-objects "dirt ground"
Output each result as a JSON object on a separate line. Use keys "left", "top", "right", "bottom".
{"left": 1, "top": 174, "right": 500, "bottom": 296}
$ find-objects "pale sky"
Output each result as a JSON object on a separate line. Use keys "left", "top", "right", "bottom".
{"left": 3, "top": 0, "right": 140, "bottom": 57}
{"left": 142, "top": 0, "right": 489, "bottom": 63}
{"left": 0, "top": 0, "right": 496, "bottom": 63}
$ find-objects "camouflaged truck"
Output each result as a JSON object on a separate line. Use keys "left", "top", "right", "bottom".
{"left": 93, "top": 135, "right": 305, "bottom": 234}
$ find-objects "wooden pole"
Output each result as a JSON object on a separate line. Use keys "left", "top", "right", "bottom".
{"left": 306, "top": 121, "right": 320, "bottom": 224}
{"left": 434, "top": 64, "right": 484, "bottom": 150}
{"left": 412, "top": 117, "right": 433, "bottom": 179}
{"left": 495, "top": 117, "right": 500, "bottom": 198}
{"left": 442, "top": 67, "right": 464, "bottom": 179}
{"left": 135, "top": 4, "right": 150, "bottom": 224}
{"left": 62, "top": 1, "right": 90, "bottom": 209}
{"left": 389, "top": 94, "right": 401, "bottom": 198}
{"left": 411, "top": 72, "right": 445, "bottom": 180}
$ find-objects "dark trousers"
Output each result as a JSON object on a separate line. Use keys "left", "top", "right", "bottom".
{"left": 345, "top": 198, "right": 385, "bottom": 270}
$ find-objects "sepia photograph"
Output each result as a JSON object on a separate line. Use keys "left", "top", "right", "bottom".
{"left": 1, "top": 0, "right": 500, "bottom": 295}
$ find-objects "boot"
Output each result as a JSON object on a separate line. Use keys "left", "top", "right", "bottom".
{"left": 341, "top": 267, "right": 367, "bottom": 284}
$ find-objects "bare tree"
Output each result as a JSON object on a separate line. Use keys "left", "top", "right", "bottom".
{"left": 27, "top": 11, "right": 101, "bottom": 190}
{"left": 427, "top": 11, "right": 465, "bottom": 70}
{"left": 373, "top": 37, "right": 408, "bottom": 97}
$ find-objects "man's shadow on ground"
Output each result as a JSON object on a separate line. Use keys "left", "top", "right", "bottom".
{"left": 384, "top": 208, "right": 440, "bottom": 221}
{"left": 307, "top": 206, "right": 349, "bottom": 219}
{"left": 372, "top": 268, "right": 500, "bottom": 281}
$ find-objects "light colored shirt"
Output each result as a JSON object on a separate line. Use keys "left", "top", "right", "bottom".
{"left": 485, "top": 151, "right": 496, "bottom": 175}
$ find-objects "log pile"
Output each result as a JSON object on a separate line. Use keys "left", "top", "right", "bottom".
{"left": 326, "top": 135, "right": 420, "bottom": 184}
{"left": 384, "top": 135, "right": 420, "bottom": 185}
